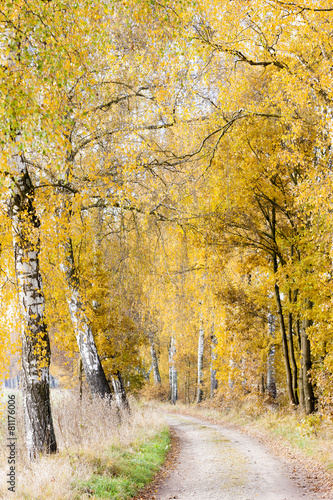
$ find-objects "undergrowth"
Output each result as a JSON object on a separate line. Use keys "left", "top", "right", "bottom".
{"left": 0, "top": 391, "right": 169, "bottom": 499}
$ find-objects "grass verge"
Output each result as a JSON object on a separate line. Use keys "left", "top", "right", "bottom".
{"left": 0, "top": 392, "right": 170, "bottom": 499}
{"left": 75, "top": 428, "right": 170, "bottom": 499}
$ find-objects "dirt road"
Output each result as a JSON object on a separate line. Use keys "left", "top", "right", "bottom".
{"left": 155, "top": 413, "right": 322, "bottom": 500}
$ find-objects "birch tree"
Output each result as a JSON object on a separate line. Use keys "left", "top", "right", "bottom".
{"left": 169, "top": 337, "right": 177, "bottom": 404}
{"left": 7, "top": 139, "right": 57, "bottom": 459}
{"left": 196, "top": 318, "right": 204, "bottom": 404}
{"left": 210, "top": 332, "right": 218, "bottom": 399}
{"left": 149, "top": 332, "right": 162, "bottom": 385}
{"left": 60, "top": 233, "right": 112, "bottom": 398}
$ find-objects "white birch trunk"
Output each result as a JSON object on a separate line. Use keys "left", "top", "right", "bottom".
{"left": 61, "top": 236, "right": 112, "bottom": 399}
{"left": 149, "top": 333, "right": 161, "bottom": 384}
{"left": 8, "top": 145, "right": 57, "bottom": 460}
{"left": 169, "top": 337, "right": 177, "bottom": 404}
{"left": 196, "top": 321, "right": 204, "bottom": 404}
{"left": 210, "top": 333, "right": 218, "bottom": 398}
{"left": 111, "top": 371, "right": 130, "bottom": 412}
{"left": 267, "top": 313, "right": 277, "bottom": 399}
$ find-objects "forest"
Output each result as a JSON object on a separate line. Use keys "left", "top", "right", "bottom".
{"left": 1, "top": 0, "right": 333, "bottom": 487}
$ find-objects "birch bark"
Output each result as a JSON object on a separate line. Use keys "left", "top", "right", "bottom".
{"left": 267, "top": 313, "right": 277, "bottom": 399}
{"left": 61, "top": 235, "right": 112, "bottom": 399}
{"left": 149, "top": 332, "right": 161, "bottom": 384}
{"left": 169, "top": 337, "right": 177, "bottom": 404}
{"left": 8, "top": 146, "right": 57, "bottom": 460}
{"left": 196, "top": 321, "right": 204, "bottom": 404}
{"left": 110, "top": 371, "right": 130, "bottom": 411}
{"left": 210, "top": 333, "right": 218, "bottom": 399}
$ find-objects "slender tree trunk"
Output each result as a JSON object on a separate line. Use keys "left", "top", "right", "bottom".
{"left": 61, "top": 236, "right": 112, "bottom": 399}
{"left": 79, "top": 358, "right": 83, "bottom": 401}
{"left": 196, "top": 321, "right": 204, "bottom": 404}
{"left": 111, "top": 371, "right": 130, "bottom": 411}
{"left": 267, "top": 313, "right": 277, "bottom": 399}
{"left": 149, "top": 333, "right": 161, "bottom": 384}
{"left": 274, "top": 281, "right": 296, "bottom": 405}
{"left": 302, "top": 299, "right": 316, "bottom": 414}
{"left": 272, "top": 245, "right": 296, "bottom": 405}
{"left": 296, "top": 319, "right": 305, "bottom": 410}
{"left": 169, "top": 337, "right": 177, "bottom": 404}
{"left": 288, "top": 284, "right": 299, "bottom": 405}
{"left": 210, "top": 334, "right": 218, "bottom": 399}
{"left": 270, "top": 204, "right": 295, "bottom": 405}
{"left": 260, "top": 374, "right": 265, "bottom": 395}
{"left": 171, "top": 367, "right": 178, "bottom": 405}
{"left": 8, "top": 146, "right": 57, "bottom": 460}
{"left": 288, "top": 306, "right": 299, "bottom": 405}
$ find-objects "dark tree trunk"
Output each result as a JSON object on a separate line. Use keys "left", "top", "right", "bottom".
{"left": 288, "top": 302, "right": 299, "bottom": 405}
{"left": 302, "top": 299, "right": 316, "bottom": 414}
{"left": 274, "top": 282, "right": 296, "bottom": 405}
{"left": 271, "top": 206, "right": 296, "bottom": 405}
{"left": 9, "top": 147, "right": 57, "bottom": 460}
{"left": 296, "top": 319, "right": 305, "bottom": 410}
{"left": 273, "top": 264, "right": 296, "bottom": 406}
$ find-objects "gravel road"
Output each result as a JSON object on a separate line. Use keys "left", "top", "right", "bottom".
{"left": 155, "top": 413, "right": 322, "bottom": 500}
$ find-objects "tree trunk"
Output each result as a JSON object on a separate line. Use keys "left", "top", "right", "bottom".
{"left": 271, "top": 204, "right": 295, "bottom": 405}
{"left": 171, "top": 367, "right": 178, "bottom": 405}
{"left": 288, "top": 288, "right": 299, "bottom": 405}
{"left": 210, "top": 334, "right": 218, "bottom": 399}
{"left": 149, "top": 333, "right": 161, "bottom": 384}
{"left": 274, "top": 281, "right": 296, "bottom": 405}
{"left": 288, "top": 310, "right": 299, "bottom": 405}
{"left": 296, "top": 319, "right": 305, "bottom": 410}
{"left": 267, "top": 313, "right": 277, "bottom": 399}
{"left": 8, "top": 146, "right": 57, "bottom": 460}
{"left": 79, "top": 358, "right": 83, "bottom": 400}
{"left": 196, "top": 321, "right": 204, "bottom": 404}
{"left": 301, "top": 299, "right": 316, "bottom": 414}
{"left": 61, "top": 236, "right": 112, "bottom": 399}
{"left": 111, "top": 371, "right": 130, "bottom": 412}
{"left": 169, "top": 337, "right": 177, "bottom": 404}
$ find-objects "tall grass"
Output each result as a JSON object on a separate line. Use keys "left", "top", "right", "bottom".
{"left": 0, "top": 391, "right": 167, "bottom": 499}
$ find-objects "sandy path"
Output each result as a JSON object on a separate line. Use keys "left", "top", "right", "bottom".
{"left": 155, "top": 413, "right": 321, "bottom": 500}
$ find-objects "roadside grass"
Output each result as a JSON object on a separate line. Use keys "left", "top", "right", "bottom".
{"left": 0, "top": 391, "right": 169, "bottom": 499}
{"left": 75, "top": 429, "right": 170, "bottom": 499}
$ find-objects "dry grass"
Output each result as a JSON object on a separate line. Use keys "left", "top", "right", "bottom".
{"left": 0, "top": 390, "right": 166, "bottom": 499}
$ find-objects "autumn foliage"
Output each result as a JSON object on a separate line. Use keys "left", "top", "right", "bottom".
{"left": 1, "top": 0, "right": 333, "bottom": 458}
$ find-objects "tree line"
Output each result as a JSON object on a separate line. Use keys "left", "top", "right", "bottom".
{"left": 1, "top": 0, "right": 333, "bottom": 460}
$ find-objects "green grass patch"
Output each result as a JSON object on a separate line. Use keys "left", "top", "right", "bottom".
{"left": 75, "top": 428, "right": 170, "bottom": 499}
